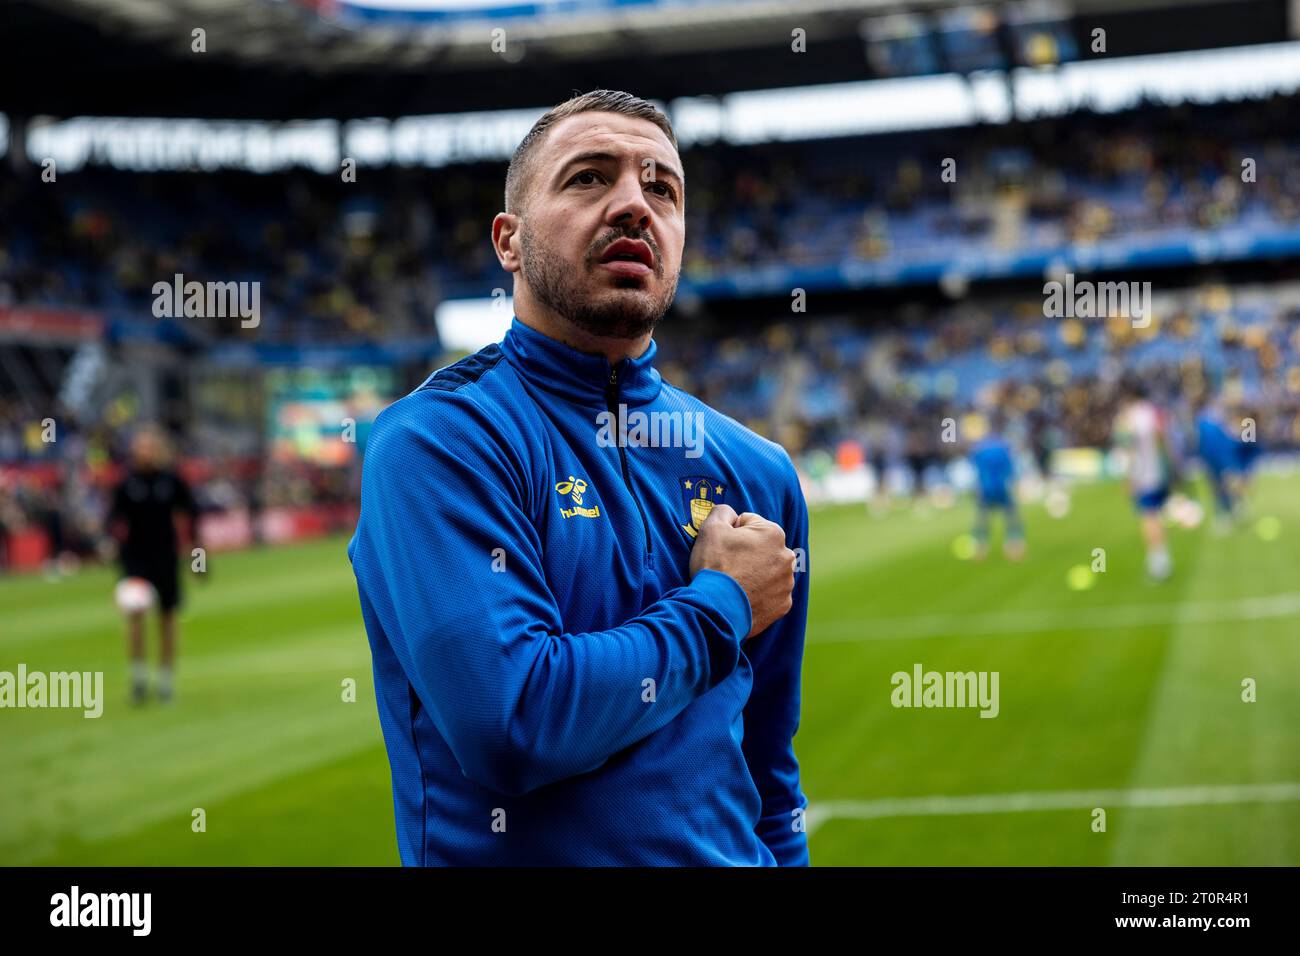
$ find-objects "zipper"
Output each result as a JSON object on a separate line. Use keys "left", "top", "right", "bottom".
{"left": 605, "top": 365, "right": 653, "bottom": 555}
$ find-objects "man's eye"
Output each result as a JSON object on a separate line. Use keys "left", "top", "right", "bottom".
{"left": 570, "top": 170, "right": 603, "bottom": 186}
{"left": 649, "top": 182, "right": 675, "bottom": 199}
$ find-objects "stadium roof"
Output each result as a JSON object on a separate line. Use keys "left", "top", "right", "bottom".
{"left": 2, "top": 0, "right": 1290, "bottom": 119}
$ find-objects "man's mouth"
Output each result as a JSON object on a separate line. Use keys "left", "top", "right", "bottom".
{"left": 597, "top": 238, "right": 655, "bottom": 277}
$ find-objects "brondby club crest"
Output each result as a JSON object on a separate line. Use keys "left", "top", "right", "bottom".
{"left": 680, "top": 476, "right": 725, "bottom": 539}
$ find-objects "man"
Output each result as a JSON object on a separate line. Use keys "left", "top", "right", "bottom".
{"left": 1195, "top": 395, "right": 1240, "bottom": 529}
{"left": 1112, "top": 379, "right": 1173, "bottom": 580}
{"left": 107, "top": 425, "right": 200, "bottom": 703}
{"left": 1231, "top": 400, "right": 1262, "bottom": 501}
{"left": 349, "top": 90, "right": 809, "bottom": 865}
{"left": 970, "top": 411, "right": 1024, "bottom": 561}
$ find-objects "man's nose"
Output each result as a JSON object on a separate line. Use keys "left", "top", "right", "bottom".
{"left": 606, "top": 173, "right": 653, "bottom": 229}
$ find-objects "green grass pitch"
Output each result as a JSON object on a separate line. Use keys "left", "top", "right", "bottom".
{"left": 2, "top": 474, "right": 1297, "bottom": 865}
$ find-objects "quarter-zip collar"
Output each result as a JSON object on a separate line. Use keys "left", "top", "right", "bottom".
{"left": 501, "top": 316, "right": 664, "bottom": 409}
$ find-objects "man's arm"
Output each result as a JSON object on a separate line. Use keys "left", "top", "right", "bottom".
{"left": 106, "top": 480, "right": 128, "bottom": 546}
{"left": 350, "top": 391, "right": 752, "bottom": 797}
{"left": 739, "top": 454, "right": 811, "bottom": 865}
{"left": 173, "top": 473, "right": 201, "bottom": 553}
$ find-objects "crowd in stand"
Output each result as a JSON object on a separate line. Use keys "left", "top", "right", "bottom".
{"left": 656, "top": 281, "right": 1299, "bottom": 480}
{"left": 4, "top": 95, "right": 1300, "bottom": 342}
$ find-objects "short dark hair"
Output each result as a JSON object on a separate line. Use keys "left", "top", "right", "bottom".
{"left": 504, "top": 89, "right": 679, "bottom": 217}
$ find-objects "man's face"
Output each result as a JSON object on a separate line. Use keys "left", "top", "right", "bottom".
{"left": 508, "top": 111, "right": 685, "bottom": 340}
{"left": 131, "top": 430, "right": 166, "bottom": 470}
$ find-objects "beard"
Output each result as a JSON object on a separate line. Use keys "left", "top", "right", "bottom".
{"left": 519, "top": 224, "right": 678, "bottom": 340}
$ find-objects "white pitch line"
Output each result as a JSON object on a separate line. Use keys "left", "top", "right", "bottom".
{"left": 808, "top": 591, "right": 1300, "bottom": 643}
{"left": 803, "top": 781, "right": 1300, "bottom": 837}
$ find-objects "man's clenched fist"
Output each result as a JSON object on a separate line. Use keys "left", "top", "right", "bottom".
{"left": 688, "top": 503, "right": 796, "bottom": 640}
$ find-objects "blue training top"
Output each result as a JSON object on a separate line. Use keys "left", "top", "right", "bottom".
{"left": 1196, "top": 411, "right": 1238, "bottom": 473}
{"left": 349, "top": 317, "right": 810, "bottom": 866}
{"left": 971, "top": 435, "right": 1015, "bottom": 504}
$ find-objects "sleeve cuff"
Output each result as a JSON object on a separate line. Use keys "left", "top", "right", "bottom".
{"left": 689, "top": 568, "right": 753, "bottom": 644}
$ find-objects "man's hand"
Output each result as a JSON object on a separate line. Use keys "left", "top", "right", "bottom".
{"left": 688, "top": 504, "right": 796, "bottom": 641}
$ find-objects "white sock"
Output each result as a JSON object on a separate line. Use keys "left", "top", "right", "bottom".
{"left": 1147, "top": 548, "right": 1172, "bottom": 579}
{"left": 130, "top": 661, "right": 148, "bottom": 688}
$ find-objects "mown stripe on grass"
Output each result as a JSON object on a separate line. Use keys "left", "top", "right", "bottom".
{"left": 807, "top": 591, "right": 1300, "bottom": 642}
{"left": 2, "top": 699, "right": 381, "bottom": 862}
{"left": 805, "top": 781, "right": 1300, "bottom": 835}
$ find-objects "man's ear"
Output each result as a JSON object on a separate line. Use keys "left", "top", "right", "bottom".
{"left": 492, "top": 213, "right": 521, "bottom": 273}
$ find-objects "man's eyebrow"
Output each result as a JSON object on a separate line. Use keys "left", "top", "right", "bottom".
{"left": 556, "top": 150, "right": 684, "bottom": 189}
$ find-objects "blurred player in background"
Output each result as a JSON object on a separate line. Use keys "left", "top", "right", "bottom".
{"left": 1195, "top": 395, "right": 1241, "bottom": 531}
{"left": 970, "top": 410, "right": 1025, "bottom": 561}
{"left": 1233, "top": 400, "right": 1263, "bottom": 502}
{"left": 1113, "top": 379, "right": 1174, "bottom": 580}
{"left": 107, "top": 425, "right": 200, "bottom": 704}
{"left": 905, "top": 426, "right": 932, "bottom": 512}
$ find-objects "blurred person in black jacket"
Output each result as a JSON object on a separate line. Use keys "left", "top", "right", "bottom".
{"left": 107, "top": 426, "right": 200, "bottom": 704}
